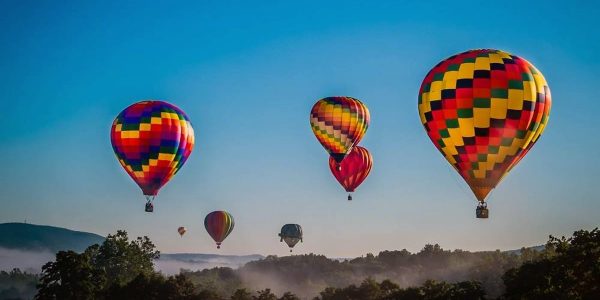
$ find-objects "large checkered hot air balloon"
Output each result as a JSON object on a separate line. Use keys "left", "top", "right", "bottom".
{"left": 418, "top": 49, "right": 551, "bottom": 218}
{"left": 310, "top": 96, "right": 370, "bottom": 167}
{"left": 329, "top": 146, "right": 373, "bottom": 201}
{"left": 111, "top": 100, "right": 195, "bottom": 212}
{"left": 204, "top": 211, "right": 234, "bottom": 249}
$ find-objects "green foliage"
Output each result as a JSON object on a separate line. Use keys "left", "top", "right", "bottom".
{"left": 35, "top": 250, "right": 103, "bottom": 300}
{"left": 103, "top": 273, "right": 205, "bottom": 300}
{"left": 502, "top": 228, "right": 600, "bottom": 299}
{"left": 238, "top": 245, "right": 538, "bottom": 298}
{"left": 25, "top": 228, "right": 598, "bottom": 300}
{"left": 316, "top": 278, "right": 486, "bottom": 300}
{"left": 254, "top": 289, "right": 277, "bottom": 300}
{"left": 94, "top": 230, "right": 159, "bottom": 286}
{"left": 0, "top": 268, "right": 39, "bottom": 300}
{"left": 230, "top": 288, "right": 253, "bottom": 300}
{"left": 35, "top": 230, "right": 158, "bottom": 300}
{"left": 182, "top": 267, "right": 243, "bottom": 296}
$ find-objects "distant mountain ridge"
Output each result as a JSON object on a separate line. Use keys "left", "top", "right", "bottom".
{"left": 156, "top": 253, "right": 264, "bottom": 275}
{"left": 0, "top": 223, "right": 265, "bottom": 274}
{"left": 0, "top": 222, "right": 105, "bottom": 253}
{"left": 161, "top": 253, "right": 264, "bottom": 262}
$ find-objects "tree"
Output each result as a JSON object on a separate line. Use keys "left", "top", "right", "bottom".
{"left": 0, "top": 268, "right": 39, "bottom": 300}
{"left": 254, "top": 289, "right": 277, "bottom": 300}
{"left": 318, "top": 278, "right": 485, "bottom": 300}
{"left": 95, "top": 230, "right": 160, "bottom": 286}
{"left": 503, "top": 228, "right": 600, "bottom": 299}
{"left": 103, "top": 273, "right": 212, "bottom": 300}
{"left": 230, "top": 288, "right": 253, "bottom": 300}
{"left": 278, "top": 291, "right": 300, "bottom": 300}
{"left": 36, "top": 230, "right": 159, "bottom": 300}
{"left": 36, "top": 250, "right": 104, "bottom": 300}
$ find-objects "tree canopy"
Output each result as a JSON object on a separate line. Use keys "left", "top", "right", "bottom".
{"left": 21, "top": 228, "right": 600, "bottom": 300}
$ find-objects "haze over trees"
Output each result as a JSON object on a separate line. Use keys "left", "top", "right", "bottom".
{"left": 0, "top": 228, "right": 597, "bottom": 299}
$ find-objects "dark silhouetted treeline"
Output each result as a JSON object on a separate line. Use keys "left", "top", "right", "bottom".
{"left": 0, "top": 269, "right": 38, "bottom": 300}
{"left": 185, "top": 243, "right": 543, "bottom": 298}
{"left": 1, "top": 228, "right": 597, "bottom": 299}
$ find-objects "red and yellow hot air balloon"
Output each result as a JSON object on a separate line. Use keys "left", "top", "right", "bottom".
{"left": 204, "top": 211, "right": 234, "bottom": 249}
{"left": 417, "top": 49, "right": 551, "bottom": 218}
{"left": 310, "top": 96, "right": 370, "bottom": 166}
{"left": 178, "top": 227, "right": 187, "bottom": 237}
{"left": 329, "top": 146, "right": 373, "bottom": 201}
{"left": 111, "top": 100, "right": 195, "bottom": 212}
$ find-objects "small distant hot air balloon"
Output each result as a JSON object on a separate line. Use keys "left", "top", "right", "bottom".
{"left": 204, "top": 211, "right": 234, "bottom": 249}
{"left": 417, "top": 49, "right": 551, "bottom": 218}
{"left": 178, "top": 227, "right": 187, "bottom": 237}
{"left": 279, "top": 224, "right": 303, "bottom": 252}
{"left": 310, "top": 96, "right": 370, "bottom": 168}
{"left": 111, "top": 100, "right": 195, "bottom": 212}
{"left": 329, "top": 146, "right": 373, "bottom": 201}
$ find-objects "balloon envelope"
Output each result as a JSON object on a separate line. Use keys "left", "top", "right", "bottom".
{"left": 111, "top": 100, "right": 195, "bottom": 197}
{"left": 310, "top": 96, "right": 370, "bottom": 163}
{"left": 279, "top": 224, "right": 303, "bottom": 249}
{"left": 329, "top": 146, "right": 373, "bottom": 193}
{"left": 204, "top": 211, "right": 234, "bottom": 248}
{"left": 417, "top": 49, "right": 551, "bottom": 201}
{"left": 177, "top": 227, "right": 187, "bottom": 236}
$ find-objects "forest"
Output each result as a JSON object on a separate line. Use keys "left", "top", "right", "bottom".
{"left": 0, "top": 228, "right": 598, "bottom": 300}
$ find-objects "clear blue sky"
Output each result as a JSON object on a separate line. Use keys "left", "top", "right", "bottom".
{"left": 0, "top": 0, "right": 598, "bottom": 257}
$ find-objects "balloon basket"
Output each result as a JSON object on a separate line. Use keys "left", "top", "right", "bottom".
{"left": 145, "top": 202, "right": 154, "bottom": 213}
{"left": 476, "top": 202, "right": 488, "bottom": 219}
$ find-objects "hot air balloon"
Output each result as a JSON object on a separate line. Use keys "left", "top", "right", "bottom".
{"left": 279, "top": 224, "right": 303, "bottom": 252}
{"left": 329, "top": 146, "right": 373, "bottom": 201}
{"left": 204, "top": 211, "right": 234, "bottom": 249}
{"left": 111, "top": 100, "right": 194, "bottom": 212}
{"left": 310, "top": 96, "right": 370, "bottom": 168}
{"left": 417, "top": 49, "right": 551, "bottom": 218}
{"left": 178, "top": 227, "right": 187, "bottom": 237}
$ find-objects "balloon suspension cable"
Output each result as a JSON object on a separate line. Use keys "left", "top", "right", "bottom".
{"left": 144, "top": 195, "right": 155, "bottom": 213}
{"left": 145, "top": 195, "right": 156, "bottom": 203}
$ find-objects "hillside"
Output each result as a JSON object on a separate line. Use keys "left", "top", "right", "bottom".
{"left": 0, "top": 223, "right": 105, "bottom": 253}
{"left": 156, "top": 253, "right": 264, "bottom": 275}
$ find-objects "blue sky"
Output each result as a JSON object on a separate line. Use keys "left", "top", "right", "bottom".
{"left": 0, "top": 0, "right": 599, "bottom": 257}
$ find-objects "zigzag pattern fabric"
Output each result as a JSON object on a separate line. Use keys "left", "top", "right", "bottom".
{"left": 204, "top": 211, "right": 235, "bottom": 248}
{"left": 310, "top": 96, "right": 370, "bottom": 162}
{"left": 418, "top": 49, "right": 551, "bottom": 201}
{"left": 111, "top": 100, "right": 195, "bottom": 196}
{"left": 329, "top": 146, "right": 373, "bottom": 193}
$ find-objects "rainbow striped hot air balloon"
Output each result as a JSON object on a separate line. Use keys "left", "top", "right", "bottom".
{"left": 310, "top": 96, "right": 370, "bottom": 166}
{"left": 111, "top": 100, "right": 195, "bottom": 212}
{"left": 417, "top": 49, "right": 551, "bottom": 218}
{"left": 204, "top": 211, "right": 234, "bottom": 249}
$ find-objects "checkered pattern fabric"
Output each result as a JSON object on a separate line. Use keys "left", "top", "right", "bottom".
{"left": 418, "top": 49, "right": 551, "bottom": 201}
{"left": 329, "top": 146, "right": 373, "bottom": 193}
{"left": 310, "top": 97, "right": 370, "bottom": 163}
{"left": 111, "top": 100, "right": 195, "bottom": 196}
